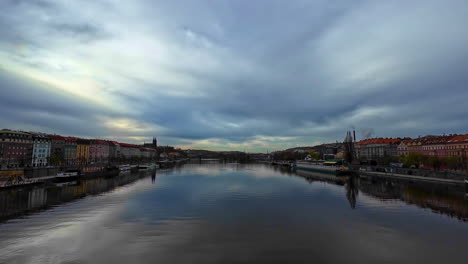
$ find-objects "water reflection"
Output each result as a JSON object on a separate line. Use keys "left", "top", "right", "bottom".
{"left": 1, "top": 164, "right": 468, "bottom": 264}
{"left": 346, "top": 176, "right": 359, "bottom": 209}
{"left": 294, "top": 169, "right": 468, "bottom": 221}
{"left": 0, "top": 170, "right": 155, "bottom": 222}
{"left": 151, "top": 169, "right": 156, "bottom": 184}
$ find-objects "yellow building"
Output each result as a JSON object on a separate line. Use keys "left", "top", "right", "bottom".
{"left": 76, "top": 139, "right": 90, "bottom": 165}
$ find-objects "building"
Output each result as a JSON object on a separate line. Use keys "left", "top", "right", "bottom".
{"left": 0, "top": 129, "right": 33, "bottom": 169}
{"left": 129, "top": 145, "right": 141, "bottom": 158}
{"left": 168, "top": 152, "right": 182, "bottom": 159}
{"left": 407, "top": 135, "right": 456, "bottom": 157}
{"left": 49, "top": 135, "right": 65, "bottom": 165}
{"left": 397, "top": 139, "right": 412, "bottom": 156}
{"left": 76, "top": 139, "right": 90, "bottom": 165}
{"left": 89, "top": 140, "right": 109, "bottom": 163}
{"left": 108, "top": 141, "right": 121, "bottom": 162}
{"left": 119, "top": 143, "right": 132, "bottom": 160}
{"left": 308, "top": 143, "right": 344, "bottom": 159}
{"left": 31, "top": 132, "right": 51, "bottom": 167}
{"left": 355, "top": 138, "right": 401, "bottom": 161}
{"left": 140, "top": 147, "right": 151, "bottom": 159}
{"left": 143, "top": 137, "right": 158, "bottom": 150}
{"left": 64, "top": 137, "right": 77, "bottom": 166}
{"left": 446, "top": 134, "right": 468, "bottom": 158}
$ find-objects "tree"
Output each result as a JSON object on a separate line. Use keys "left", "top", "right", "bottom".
{"left": 309, "top": 152, "right": 320, "bottom": 160}
{"left": 444, "top": 157, "right": 459, "bottom": 171}
{"left": 50, "top": 155, "right": 62, "bottom": 166}
{"left": 428, "top": 156, "right": 442, "bottom": 170}
{"left": 401, "top": 153, "right": 427, "bottom": 168}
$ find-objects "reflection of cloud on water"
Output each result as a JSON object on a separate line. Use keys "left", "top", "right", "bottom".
{"left": 2, "top": 165, "right": 468, "bottom": 263}
{"left": 358, "top": 193, "right": 406, "bottom": 209}
{"left": 0, "top": 180, "right": 147, "bottom": 263}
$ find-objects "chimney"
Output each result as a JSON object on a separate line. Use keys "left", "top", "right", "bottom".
{"left": 353, "top": 130, "right": 356, "bottom": 142}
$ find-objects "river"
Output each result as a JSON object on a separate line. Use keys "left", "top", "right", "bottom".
{"left": 1, "top": 163, "right": 468, "bottom": 263}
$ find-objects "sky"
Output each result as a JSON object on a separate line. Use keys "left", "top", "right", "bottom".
{"left": 1, "top": 0, "right": 467, "bottom": 152}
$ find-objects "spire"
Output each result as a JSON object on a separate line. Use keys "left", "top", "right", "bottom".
{"left": 152, "top": 137, "right": 158, "bottom": 149}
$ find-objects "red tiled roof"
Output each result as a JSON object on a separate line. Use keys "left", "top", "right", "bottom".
{"left": 356, "top": 138, "right": 401, "bottom": 145}
{"left": 401, "top": 139, "right": 412, "bottom": 144}
{"left": 447, "top": 134, "right": 468, "bottom": 144}
{"left": 49, "top": 135, "right": 66, "bottom": 140}
{"left": 93, "top": 139, "right": 109, "bottom": 144}
{"left": 409, "top": 135, "right": 457, "bottom": 145}
{"left": 119, "top": 143, "right": 140, "bottom": 148}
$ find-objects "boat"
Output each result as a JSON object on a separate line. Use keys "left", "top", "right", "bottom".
{"left": 295, "top": 169, "right": 348, "bottom": 185}
{"left": 102, "top": 166, "right": 120, "bottom": 178}
{"left": 117, "top": 164, "right": 131, "bottom": 171}
{"left": 294, "top": 159, "right": 349, "bottom": 176}
{"left": 83, "top": 166, "right": 120, "bottom": 178}
{"left": 55, "top": 169, "right": 81, "bottom": 182}
{"left": 138, "top": 165, "right": 150, "bottom": 170}
{"left": 130, "top": 165, "right": 139, "bottom": 173}
{"left": 0, "top": 178, "right": 42, "bottom": 189}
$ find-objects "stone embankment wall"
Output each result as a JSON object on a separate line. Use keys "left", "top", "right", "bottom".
{"left": 24, "top": 168, "right": 60, "bottom": 179}
{"left": 0, "top": 169, "right": 24, "bottom": 178}
{"left": 351, "top": 166, "right": 468, "bottom": 181}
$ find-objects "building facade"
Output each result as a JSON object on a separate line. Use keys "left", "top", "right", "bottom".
{"left": 31, "top": 133, "right": 51, "bottom": 167}
{"left": 76, "top": 139, "right": 90, "bottom": 165}
{"left": 0, "top": 130, "right": 33, "bottom": 169}
{"left": 397, "top": 139, "right": 412, "bottom": 156}
{"left": 355, "top": 138, "right": 401, "bottom": 161}
{"left": 64, "top": 137, "right": 77, "bottom": 166}
{"left": 50, "top": 135, "right": 65, "bottom": 165}
{"left": 119, "top": 143, "right": 132, "bottom": 160}
{"left": 446, "top": 135, "right": 468, "bottom": 159}
{"left": 89, "top": 140, "right": 109, "bottom": 163}
{"left": 407, "top": 135, "right": 456, "bottom": 157}
{"left": 108, "top": 141, "right": 121, "bottom": 161}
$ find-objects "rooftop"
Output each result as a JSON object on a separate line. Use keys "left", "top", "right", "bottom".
{"left": 356, "top": 138, "right": 401, "bottom": 145}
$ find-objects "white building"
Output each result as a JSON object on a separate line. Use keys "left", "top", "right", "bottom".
{"left": 31, "top": 133, "right": 51, "bottom": 167}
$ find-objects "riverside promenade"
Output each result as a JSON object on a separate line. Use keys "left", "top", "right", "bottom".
{"left": 358, "top": 170, "right": 466, "bottom": 186}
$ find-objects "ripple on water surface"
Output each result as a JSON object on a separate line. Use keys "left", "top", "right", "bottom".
{"left": 1, "top": 164, "right": 468, "bottom": 264}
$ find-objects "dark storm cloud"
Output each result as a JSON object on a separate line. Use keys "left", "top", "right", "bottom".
{"left": 0, "top": 0, "right": 467, "bottom": 149}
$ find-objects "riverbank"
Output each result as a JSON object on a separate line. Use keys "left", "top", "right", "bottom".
{"left": 351, "top": 165, "right": 468, "bottom": 187}
{"left": 358, "top": 171, "right": 465, "bottom": 186}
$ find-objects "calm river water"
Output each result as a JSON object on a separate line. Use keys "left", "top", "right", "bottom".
{"left": 1, "top": 163, "right": 468, "bottom": 264}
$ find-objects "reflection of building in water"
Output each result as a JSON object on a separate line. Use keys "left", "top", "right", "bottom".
{"left": 346, "top": 176, "right": 359, "bottom": 209}
{"left": 294, "top": 169, "right": 358, "bottom": 208}
{"left": 358, "top": 179, "right": 401, "bottom": 201}
{"left": 0, "top": 170, "right": 155, "bottom": 222}
{"left": 359, "top": 178, "right": 468, "bottom": 221}
{"left": 295, "top": 169, "right": 346, "bottom": 185}
{"left": 401, "top": 187, "right": 468, "bottom": 221}
{"left": 28, "top": 188, "right": 47, "bottom": 209}
{"left": 151, "top": 170, "right": 157, "bottom": 183}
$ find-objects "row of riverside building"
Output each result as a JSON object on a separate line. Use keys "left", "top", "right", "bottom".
{"left": 0, "top": 129, "right": 158, "bottom": 169}
{"left": 354, "top": 134, "right": 468, "bottom": 162}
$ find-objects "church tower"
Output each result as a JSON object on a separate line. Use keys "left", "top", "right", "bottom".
{"left": 152, "top": 137, "right": 158, "bottom": 150}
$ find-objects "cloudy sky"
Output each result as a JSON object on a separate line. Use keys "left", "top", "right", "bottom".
{"left": 1, "top": 0, "right": 467, "bottom": 152}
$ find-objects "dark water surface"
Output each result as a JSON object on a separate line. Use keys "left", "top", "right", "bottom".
{"left": 1, "top": 163, "right": 468, "bottom": 264}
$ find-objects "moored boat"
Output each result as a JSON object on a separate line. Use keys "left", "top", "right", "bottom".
{"left": 294, "top": 160, "right": 348, "bottom": 176}
{"left": 130, "top": 165, "right": 139, "bottom": 173}
{"left": 118, "top": 165, "right": 131, "bottom": 172}
{"left": 55, "top": 169, "right": 81, "bottom": 182}
{"left": 82, "top": 166, "right": 120, "bottom": 178}
{"left": 137, "top": 164, "right": 151, "bottom": 170}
